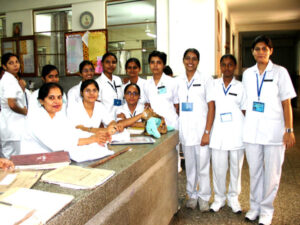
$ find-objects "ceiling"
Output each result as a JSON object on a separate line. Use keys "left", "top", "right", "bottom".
{"left": 224, "top": 0, "right": 300, "bottom": 27}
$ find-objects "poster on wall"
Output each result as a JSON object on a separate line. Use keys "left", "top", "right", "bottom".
{"left": 66, "top": 35, "right": 84, "bottom": 74}
{"left": 65, "top": 29, "right": 107, "bottom": 75}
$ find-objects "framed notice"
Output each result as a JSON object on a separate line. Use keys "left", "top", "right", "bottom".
{"left": 65, "top": 29, "right": 107, "bottom": 76}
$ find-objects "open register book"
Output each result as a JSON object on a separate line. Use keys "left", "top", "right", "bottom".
{"left": 41, "top": 165, "right": 115, "bottom": 189}
{"left": 0, "top": 187, "right": 74, "bottom": 225}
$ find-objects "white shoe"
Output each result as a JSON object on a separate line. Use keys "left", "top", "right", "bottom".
{"left": 258, "top": 214, "right": 272, "bottom": 225}
{"left": 186, "top": 198, "right": 197, "bottom": 209}
{"left": 227, "top": 198, "right": 242, "bottom": 213}
{"left": 198, "top": 198, "right": 209, "bottom": 212}
{"left": 245, "top": 209, "right": 259, "bottom": 221}
{"left": 210, "top": 201, "right": 225, "bottom": 212}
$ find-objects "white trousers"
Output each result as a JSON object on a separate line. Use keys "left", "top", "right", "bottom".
{"left": 211, "top": 149, "right": 244, "bottom": 203}
{"left": 182, "top": 145, "right": 211, "bottom": 201}
{"left": 245, "top": 143, "right": 285, "bottom": 217}
{"left": 1, "top": 141, "right": 20, "bottom": 158}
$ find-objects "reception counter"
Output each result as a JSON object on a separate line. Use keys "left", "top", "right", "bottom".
{"left": 32, "top": 131, "right": 179, "bottom": 225}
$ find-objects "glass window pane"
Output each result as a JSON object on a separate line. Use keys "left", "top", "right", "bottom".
{"left": 108, "top": 23, "right": 156, "bottom": 50}
{"left": 37, "top": 54, "right": 65, "bottom": 76}
{"left": 36, "top": 32, "right": 66, "bottom": 54}
{"left": 107, "top": 0, "right": 155, "bottom": 26}
{"left": 109, "top": 49, "right": 154, "bottom": 75}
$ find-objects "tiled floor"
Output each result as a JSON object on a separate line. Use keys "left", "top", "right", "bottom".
{"left": 170, "top": 108, "right": 300, "bottom": 225}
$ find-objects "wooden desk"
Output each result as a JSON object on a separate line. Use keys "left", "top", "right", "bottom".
{"left": 34, "top": 131, "right": 179, "bottom": 225}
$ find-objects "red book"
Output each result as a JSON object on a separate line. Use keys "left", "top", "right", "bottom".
{"left": 10, "top": 151, "right": 71, "bottom": 170}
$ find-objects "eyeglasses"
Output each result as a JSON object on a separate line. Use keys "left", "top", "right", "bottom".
{"left": 125, "top": 91, "right": 139, "bottom": 97}
{"left": 82, "top": 69, "right": 95, "bottom": 73}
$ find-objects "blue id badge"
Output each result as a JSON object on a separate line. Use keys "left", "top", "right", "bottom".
{"left": 182, "top": 102, "right": 193, "bottom": 111}
{"left": 114, "top": 99, "right": 122, "bottom": 106}
{"left": 220, "top": 112, "right": 232, "bottom": 122}
{"left": 158, "top": 86, "right": 167, "bottom": 94}
{"left": 253, "top": 101, "right": 265, "bottom": 112}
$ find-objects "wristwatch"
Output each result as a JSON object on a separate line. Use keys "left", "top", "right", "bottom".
{"left": 286, "top": 128, "right": 294, "bottom": 133}
{"left": 204, "top": 130, "right": 210, "bottom": 135}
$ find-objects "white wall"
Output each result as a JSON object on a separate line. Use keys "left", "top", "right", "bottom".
{"left": 156, "top": 0, "right": 169, "bottom": 60}
{"left": 72, "top": 1, "right": 106, "bottom": 31}
{"left": 6, "top": 10, "right": 33, "bottom": 37}
{"left": 169, "top": 0, "right": 216, "bottom": 76}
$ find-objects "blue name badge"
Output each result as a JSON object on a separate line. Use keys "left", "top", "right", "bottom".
{"left": 114, "top": 99, "right": 122, "bottom": 106}
{"left": 253, "top": 101, "right": 265, "bottom": 112}
{"left": 158, "top": 86, "right": 167, "bottom": 94}
{"left": 220, "top": 112, "right": 232, "bottom": 122}
{"left": 182, "top": 102, "right": 193, "bottom": 112}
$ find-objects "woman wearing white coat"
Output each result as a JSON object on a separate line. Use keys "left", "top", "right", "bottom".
{"left": 67, "top": 79, "right": 122, "bottom": 134}
{"left": 242, "top": 35, "right": 296, "bottom": 225}
{"left": 143, "top": 50, "right": 179, "bottom": 130}
{"left": 0, "top": 53, "right": 27, "bottom": 157}
{"left": 177, "top": 48, "right": 215, "bottom": 212}
{"left": 95, "top": 52, "right": 123, "bottom": 119}
{"left": 209, "top": 54, "right": 246, "bottom": 213}
{"left": 28, "top": 64, "right": 67, "bottom": 116}
{"left": 116, "top": 83, "right": 145, "bottom": 128}
{"left": 20, "top": 83, "right": 111, "bottom": 155}
{"left": 67, "top": 60, "right": 95, "bottom": 108}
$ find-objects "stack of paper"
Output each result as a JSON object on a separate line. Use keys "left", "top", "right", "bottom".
{"left": 127, "top": 127, "right": 145, "bottom": 135}
{"left": 0, "top": 171, "right": 43, "bottom": 193}
{"left": 0, "top": 188, "right": 74, "bottom": 224}
{"left": 0, "top": 203, "right": 36, "bottom": 225}
{"left": 41, "top": 165, "right": 115, "bottom": 189}
{"left": 68, "top": 143, "right": 114, "bottom": 162}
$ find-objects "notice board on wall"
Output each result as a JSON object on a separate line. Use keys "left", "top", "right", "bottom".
{"left": 65, "top": 29, "right": 107, "bottom": 75}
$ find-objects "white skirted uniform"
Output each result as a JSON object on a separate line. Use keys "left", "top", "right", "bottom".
{"left": 177, "top": 71, "right": 213, "bottom": 201}
{"left": 242, "top": 60, "right": 296, "bottom": 222}
{"left": 144, "top": 73, "right": 179, "bottom": 129}
{"left": 122, "top": 77, "right": 147, "bottom": 104}
{"left": 115, "top": 102, "right": 144, "bottom": 121}
{"left": 0, "top": 72, "right": 27, "bottom": 157}
{"left": 67, "top": 81, "right": 82, "bottom": 108}
{"left": 67, "top": 100, "right": 113, "bottom": 128}
{"left": 28, "top": 88, "right": 67, "bottom": 116}
{"left": 95, "top": 74, "right": 123, "bottom": 119}
{"left": 209, "top": 77, "right": 246, "bottom": 204}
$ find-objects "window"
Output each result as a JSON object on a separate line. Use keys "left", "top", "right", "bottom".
{"left": 107, "top": 0, "right": 156, "bottom": 75}
{"left": 34, "top": 7, "right": 72, "bottom": 76}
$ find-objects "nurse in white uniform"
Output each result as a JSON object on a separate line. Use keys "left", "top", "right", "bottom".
{"left": 143, "top": 51, "right": 179, "bottom": 130}
{"left": 21, "top": 83, "right": 111, "bottom": 154}
{"left": 122, "top": 58, "right": 146, "bottom": 104}
{"left": 96, "top": 52, "right": 123, "bottom": 119}
{"left": 177, "top": 48, "right": 214, "bottom": 212}
{"left": 67, "top": 79, "right": 121, "bottom": 134}
{"left": 116, "top": 83, "right": 145, "bottom": 128}
{"left": 28, "top": 64, "right": 67, "bottom": 115}
{"left": 209, "top": 54, "right": 246, "bottom": 213}
{"left": 67, "top": 60, "right": 94, "bottom": 108}
{"left": 0, "top": 53, "right": 27, "bottom": 157}
{"left": 242, "top": 35, "right": 296, "bottom": 225}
